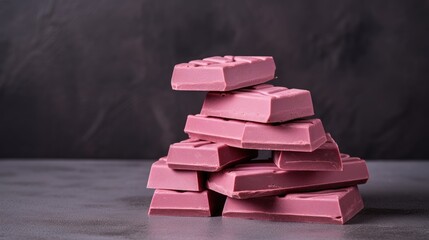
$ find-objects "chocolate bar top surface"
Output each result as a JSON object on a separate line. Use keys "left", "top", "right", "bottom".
{"left": 1, "top": 160, "right": 428, "bottom": 240}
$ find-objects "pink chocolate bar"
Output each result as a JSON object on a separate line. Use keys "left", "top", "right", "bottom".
{"left": 171, "top": 56, "right": 276, "bottom": 91}
{"left": 207, "top": 155, "right": 369, "bottom": 199}
{"left": 147, "top": 157, "right": 204, "bottom": 191}
{"left": 184, "top": 114, "right": 327, "bottom": 151}
{"left": 273, "top": 133, "right": 342, "bottom": 171}
{"left": 148, "top": 189, "right": 226, "bottom": 217}
{"left": 201, "top": 84, "right": 314, "bottom": 123}
{"left": 167, "top": 139, "right": 257, "bottom": 172}
{"left": 222, "top": 186, "right": 364, "bottom": 224}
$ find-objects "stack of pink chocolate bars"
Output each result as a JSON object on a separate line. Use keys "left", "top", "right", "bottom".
{"left": 147, "top": 56, "right": 369, "bottom": 224}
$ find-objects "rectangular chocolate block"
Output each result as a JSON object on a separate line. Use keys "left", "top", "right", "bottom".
{"left": 207, "top": 155, "right": 369, "bottom": 199}
{"left": 184, "top": 114, "right": 327, "bottom": 151}
{"left": 171, "top": 56, "right": 275, "bottom": 91}
{"left": 167, "top": 139, "right": 257, "bottom": 172}
{"left": 201, "top": 84, "right": 314, "bottom": 123}
{"left": 147, "top": 157, "right": 204, "bottom": 191}
{"left": 222, "top": 186, "right": 364, "bottom": 224}
{"left": 273, "top": 133, "right": 342, "bottom": 171}
{"left": 148, "top": 189, "right": 226, "bottom": 217}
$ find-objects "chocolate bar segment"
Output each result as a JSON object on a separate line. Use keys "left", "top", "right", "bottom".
{"left": 222, "top": 186, "right": 364, "bottom": 224}
{"left": 147, "top": 157, "right": 205, "bottom": 191}
{"left": 148, "top": 189, "right": 226, "bottom": 217}
{"left": 201, "top": 84, "right": 314, "bottom": 123}
{"left": 167, "top": 139, "right": 257, "bottom": 172}
{"left": 185, "top": 115, "right": 327, "bottom": 151}
{"left": 273, "top": 133, "right": 342, "bottom": 171}
{"left": 171, "top": 56, "right": 275, "bottom": 91}
{"left": 207, "top": 155, "right": 369, "bottom": 199}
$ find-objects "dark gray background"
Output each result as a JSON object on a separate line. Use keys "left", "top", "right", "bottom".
{"left": 0, "top": 0, "right": 428, "bottom": 159}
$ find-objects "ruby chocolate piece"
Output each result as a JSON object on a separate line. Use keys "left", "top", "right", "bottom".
{"left": 273, "top": 133, "right": 342, "bottom": 171}
{"left": 167, "top": 139, "right": 257, "bottom": 172}
{"left": 148, "top": 189, "right": 226, "bottom": 217}
{"left": 171, "top": 56, "right": 276, "bottom": 91}
{"left": 207, "top": 155, "right": 369, "bottom": 199}
{"left": 147, "top": 157, "right": 204, "bottom": 191}
{"left": 222, "top": 186, "right": 364, "bottom": 224}
{"left": 201, "top": 84, "right": 314, "bottom": 123}
{"left": 184, "top": 114, "right": 327, "bottom": 151}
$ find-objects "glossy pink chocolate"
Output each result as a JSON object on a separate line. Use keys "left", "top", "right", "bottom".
{"left": 147, "top": 157, "right": 204, "bottom": 191}
{"left": 273, "top": 133, "right": 342, "bottom": 171}
{"left": 148, "top": 189, "right": 226, "bottom": 217}
{"left": 207, "top": 155, "right": 369, "bottom": 199}
{"left": 201, "top": 84, "right": 314, "bottom": 123}
{"left": 167, "top": 139, "right": 257, "bottom": 172}
{"left": 222, "top": 186, "right": 364, "bottom": 224}
{"left": 184, "top": 114, "right": 327, "bottom": 151}
{"left": 171, "top": 56, "right": 276, "bottom": 91}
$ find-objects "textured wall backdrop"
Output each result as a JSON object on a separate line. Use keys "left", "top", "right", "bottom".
{"left": 1, "top": 0, "right": 429, "bottom": 159}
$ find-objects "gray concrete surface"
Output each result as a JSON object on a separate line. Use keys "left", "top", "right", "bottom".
{"left": 0, "top": 160, "right": 428, "bottom": 240}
